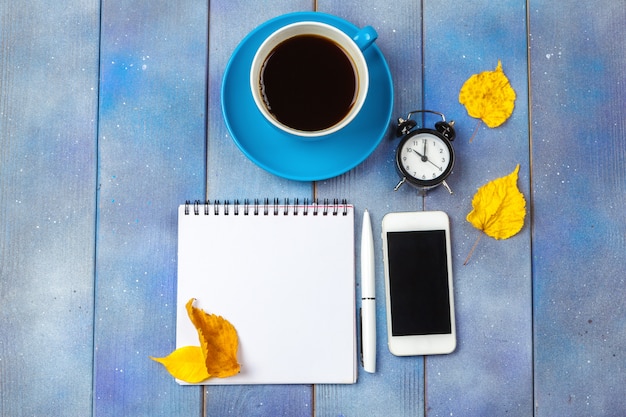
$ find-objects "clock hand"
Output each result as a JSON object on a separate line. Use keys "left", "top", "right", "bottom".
{"left": 427, "top": 159, "right": 442, "bottom": 171}
{"left": 421, "top": 139, "right": 442, "bottom": 170}
{"left": 418, "top": 140, "right": 427, "bottom": 162}
{"left": 411, "top": 147, "right": 426, "bottom": 159}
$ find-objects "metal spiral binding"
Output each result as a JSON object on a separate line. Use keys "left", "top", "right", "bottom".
{"left": 184, "top": 198, "right": 350, "bottom": 216}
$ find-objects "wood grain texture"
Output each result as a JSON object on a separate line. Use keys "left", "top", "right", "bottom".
{"left": 93, "top": 0, "right": 208, "bottom": 415}
{"left": 206, "top": 0, "right": 314, "bottom": 199}
{"left": 319, "top": 0, "right": 533, "bottom": 416}
{"left": 315, "top": 1, "right": 425, "bottom": 416}
{"left": 529, "top": 1, "right": 626, "bottom": 415}
{"left": 2, "top": 0, "right": 625, "bottom": 415}
{"left": 204, "top": 2, "right": 317, "bottom": 416}
{"left": 422, "top": 1, "right": 533, "bottom": 415}
{"left": 0, "top": 1, "right": 99, "bottom": 415}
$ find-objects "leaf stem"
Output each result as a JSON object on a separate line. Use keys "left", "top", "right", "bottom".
{"left": 463, "top": 233, "right": 483, "bottom": 265}
{"left": 469, "top": 120, "right": 482, "bottom": 143}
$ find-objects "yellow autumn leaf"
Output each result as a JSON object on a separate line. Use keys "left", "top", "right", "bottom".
{"left": 150, "top": 346, "right": 210, "bottom": 383}
{"left": 459, "top": 60, "right": 516, "bottom": 134}
{"left": 151, "top": 298, "right": 240, "bottom": 383}
{"left": 186, "top": 299, "right": 241, "bottom": 378}
{"left": 464, "top": 165, "right": 526, "bottom": 265}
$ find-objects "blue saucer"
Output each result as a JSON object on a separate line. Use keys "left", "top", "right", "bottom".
{"left": 221, "top": 12, "right": 394, "bottom": 181}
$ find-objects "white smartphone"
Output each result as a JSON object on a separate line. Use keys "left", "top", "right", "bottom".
{"left": 381, "top": 211, "right": 456, "bottom": 356}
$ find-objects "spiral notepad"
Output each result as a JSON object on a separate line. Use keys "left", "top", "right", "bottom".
{"left": 176, "top": 199, "right": 356, "bottom": 385}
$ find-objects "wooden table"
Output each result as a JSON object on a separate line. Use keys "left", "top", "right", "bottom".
{"left": 1, "top": 1, "right": 625, "bottom": 415}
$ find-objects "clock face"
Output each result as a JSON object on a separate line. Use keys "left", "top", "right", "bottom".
{"left": 397, "top": 131, "right": 453, "bottom": 187}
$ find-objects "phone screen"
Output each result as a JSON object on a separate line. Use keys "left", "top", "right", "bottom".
{"left": 386, "top": 230, "right": 452, "bottom": 336}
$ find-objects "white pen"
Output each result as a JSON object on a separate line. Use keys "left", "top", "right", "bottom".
{"left": 361, "top": 209, "right": 376, "bottom": 373}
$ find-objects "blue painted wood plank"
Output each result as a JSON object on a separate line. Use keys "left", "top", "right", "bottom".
{"left": 315, "top": 1, "right": 426, "bottom": 416}
{"left": 529, "top": 2, "right": 626, "bottom": 415}
{"left": 206, "top": 1, "right": 316, "bottom": 196}
{"left": 204, "top": 2, "right": 316, "bottom": 416}
{"left": 93, "top": 0, "right": 208, "bottom": 415}
{"left": 0, "top": 1, "right": 100, "bottom": 416}
{"left": 319, "top": 0, "right": 534, "bottom": 416}
{"left": 3, "top": 1, "right": 623, "bottom": 415}
{"left": 422, "top": 1, "right": 533, "bottom": 416}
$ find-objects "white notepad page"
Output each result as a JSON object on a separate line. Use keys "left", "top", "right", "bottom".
{"left": 176, "top": 201, "right": 356, "bottom": 384}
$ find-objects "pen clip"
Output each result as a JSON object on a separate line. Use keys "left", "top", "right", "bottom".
{"left": 359, "top": 307, "right": 364, "bottom": 367}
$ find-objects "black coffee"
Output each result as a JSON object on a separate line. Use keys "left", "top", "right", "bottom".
{"left": 260, "top": 34, "right": 358, "bottom": 132}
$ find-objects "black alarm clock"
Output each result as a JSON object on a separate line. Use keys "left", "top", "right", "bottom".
{"left": 393, "top": 110, "right": 456, "bottom": 194}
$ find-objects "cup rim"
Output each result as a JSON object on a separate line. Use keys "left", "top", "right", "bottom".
{"left": 250, "top": 21, "right": 370, "bottom": 139}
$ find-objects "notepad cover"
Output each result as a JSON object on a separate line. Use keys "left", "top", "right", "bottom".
{"left": 175, "top": 202, "right": 356, "bottom": 384}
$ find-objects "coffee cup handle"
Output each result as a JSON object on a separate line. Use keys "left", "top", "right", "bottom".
{"left": 353, "top": 26, "right": 378, "bottom": 51}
